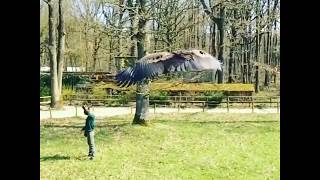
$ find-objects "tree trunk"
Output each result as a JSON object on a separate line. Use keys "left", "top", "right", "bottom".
{"left": 217, "top": 17, "right": 224, "bottom": 83}
{"left": 216, "top": 5, "right": 225, "bottom": 84}
{"left": 247, "top": 46, "right": 251, "bottom": 83}
{"left": 133, "top": 80, "right": 149, "bottom": 125}
{"left": 128, "top": 0, "right": 137, "bottom": 57}
{"left": 264, "top": 0, "right": 271, "bottom": 87}
{"left": 242, "top": 39, "right": 247, "bottom": 83}
{"left": 132, "top": 0, "right": 149, "bottom": 125}
{"left": 57, "top": 0, "right": 65, "bottom": 107}
{"left": 228, "top": 46, "right": 234, "bottom": 83}
{"left": 210, "top": 23, "right": 216, "bottom": 56}
{"left": 92, "top": 36, "right": 101, "bottom": 71}
{"left": 209, "top": 23, "right": 216, "bottom": 82}
{"left": 109, "top": 36, "right": 113, "bottom": 72}
{"left": 199, "top": 0, "right": 224, "bottom": 83}
{"left": 255, "top": 65, "right": 259, "bottom": 93}
{"left": 47, "top": 0, "right": 60, "bottom": 108}
{"left": 228, "top": 10, "right": 237, "bottom": 83}
{"left": 243, "top": 64, "right": 247, "bottom": 83}
{"left": 247, "top": 9, "right": 253, "bottom": 83}
{"left": 84, "top": 31, "right": 89, "bottom": 72}
{"left": 202, "top": 14, "right": 206, "bottom": 49}
{"left": 254, "top": 0, "right": 260, "bottom": 93}
{"left": 92, "top": 26, "right": 102, "bottom": 72}
{"left": 117, "top": 0, "right": 124, "bottom": 57}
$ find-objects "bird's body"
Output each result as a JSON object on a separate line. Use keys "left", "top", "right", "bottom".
{"left": 115, "top": 49, "right": 222, "bottom": 87}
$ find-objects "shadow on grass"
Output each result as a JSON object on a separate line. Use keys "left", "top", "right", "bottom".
{"left": 42, "top": 119, "right": 278, "bottom": 129}
{"left": 40, "top": 154, "right": 70, "bottom": 161}
{"left": 193, "top": 120, "right": 279, "bottom": 124}
{"left": 40, "top": 154, "right": 92, "bottom": 161}
{"left": 153, "top": 119, "right": 279, "bottom": 124}
{"left": 42, "top": 121, "right": 131, "bottom": 129}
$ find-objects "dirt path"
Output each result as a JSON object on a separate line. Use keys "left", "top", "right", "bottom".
{"left": 40, "top": 106, "right": 279, "bottom": 120}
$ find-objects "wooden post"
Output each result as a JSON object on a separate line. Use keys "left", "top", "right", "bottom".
{"left": 131, "top": 105, "right": 133, "bottom": 114}
{"left": 251, "top": 97, "right": 254, "bottom": 113}
{"left": 227, "top": 96, "right": 229, "bottom": 113}
{"left": 154, "top": 103, "right": 156, "bottom": 114}
{"left": 49, "top": 107, "right": 52, "bottom": 119}
{"left": 202, "top": 102, "right": 205, "bottom": 112}
{"left": 178, "top": 104, "right": 180, "bottom": 112}
{"left": 75, "top": 105, "right": 78, "bottom": 117}
{"left": 270, "top": 97, "right": 272, "bottom": 108}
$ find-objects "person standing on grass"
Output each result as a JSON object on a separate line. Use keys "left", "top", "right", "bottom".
{"left": 81, "top": 105, "right": 96, "bottom": 160}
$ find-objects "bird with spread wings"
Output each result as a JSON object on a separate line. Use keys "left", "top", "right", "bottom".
{"left": 115, "top": 49, "right": 222, "bottom": 87}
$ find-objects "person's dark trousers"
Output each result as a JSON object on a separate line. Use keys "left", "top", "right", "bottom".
{"left": 86, "top": 131, "right": 95, "bottom": 158}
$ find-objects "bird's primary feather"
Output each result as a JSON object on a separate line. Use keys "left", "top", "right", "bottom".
{"left": 115, "top": 49, "right": 222, "bottom": 87}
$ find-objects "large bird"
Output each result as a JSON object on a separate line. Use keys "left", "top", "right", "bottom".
{"left": 115, "top": 49, "right": 222, "bottom": 87}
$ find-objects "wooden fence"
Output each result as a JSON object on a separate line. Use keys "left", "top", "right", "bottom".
{"left": 40, "top": 96, "right": 51, "bottom": 105}
{"left": 41, "top": 95, "right": 280, "bottom": 118}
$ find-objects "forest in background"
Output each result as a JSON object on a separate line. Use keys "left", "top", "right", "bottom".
{"left": 40, "top": 0, "right": 279, "bottom": 83}
{"left": 40, "top": 0, "right": 280, "bottom": 110}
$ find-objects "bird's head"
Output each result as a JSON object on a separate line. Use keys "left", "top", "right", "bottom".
{"left": 191, "top": 49, "right": 212, "bottom": 58}
{"left": 191, "top": 49, "right": 222, "bottom": 71}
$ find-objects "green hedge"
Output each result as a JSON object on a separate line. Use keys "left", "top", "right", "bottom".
{"left": 96, "top": 82, "right": 254, "bottom": 92}
{"left": 40, "top": 74, "right": 91, "bottom": 97}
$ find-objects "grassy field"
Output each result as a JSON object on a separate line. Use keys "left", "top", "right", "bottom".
{"left": 40, "top": 113, "right": 280, "bottom": 180}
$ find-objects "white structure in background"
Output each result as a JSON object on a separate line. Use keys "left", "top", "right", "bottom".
{"left": 40, "top": 66, "right": 50, "bottom": 72}
{"left": 66, "top": 67, "right": 86, "bottom": 72}
{"left": 40, "top": 66, "right": 86, "bottom": 72}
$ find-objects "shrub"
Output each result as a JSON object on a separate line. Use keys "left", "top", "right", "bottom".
{"left": 149, "top": 91, "right": 170, "bottom": 105}
{"left": 62, "top": 86, "right": 76, "bottom": 100}
{"left": 40, "top": 74, "right": 50, "bottom": 97}
{"left": 92, "top": 87, "right": 106, "bottom": 97}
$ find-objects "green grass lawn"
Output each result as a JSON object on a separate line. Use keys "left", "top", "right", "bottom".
{"left": 40, "top": 113, "right": 280, "bottom": 180}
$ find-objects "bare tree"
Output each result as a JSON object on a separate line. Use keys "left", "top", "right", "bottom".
{"left": 254, "top": 0, "right": 260, "bottom": 93}
{"left": 153, "top": 0, "right": 193, "bottom": 51}
{"left": 133, "top": 0, "right": 149, "bottom": 125}
{"left": 57, "top": 0, "right": 65, "bottom": 96}
{"left": 199, "top": 0, "right": 224, "bottom": 83}
{"left": 44, "top": 0, "right": 62, "bottom": 108}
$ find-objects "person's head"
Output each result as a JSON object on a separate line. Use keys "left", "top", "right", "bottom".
{"left": 82, "top": 105, "right": 90, "bottom": 115}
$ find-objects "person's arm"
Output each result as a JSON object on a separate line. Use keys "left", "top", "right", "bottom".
{"left": 82, "top": 105, "right": 87, "bottom": 112}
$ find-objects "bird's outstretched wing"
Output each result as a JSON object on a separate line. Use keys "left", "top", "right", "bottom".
{"left": 115, "top": 50, "right": 222, "bottom": 87}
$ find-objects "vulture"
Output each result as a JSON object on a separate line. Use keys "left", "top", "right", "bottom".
{"left": 115, "top": 49, "right": 222, "bottom": 87}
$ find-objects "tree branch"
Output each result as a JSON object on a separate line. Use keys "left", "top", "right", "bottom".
{"left": 199, "top": 0, "right": 220, "bottom": 23}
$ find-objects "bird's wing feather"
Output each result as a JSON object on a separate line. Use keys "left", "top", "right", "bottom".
{"left": 115, "top": 50, "right": 221, "bottom": 87}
